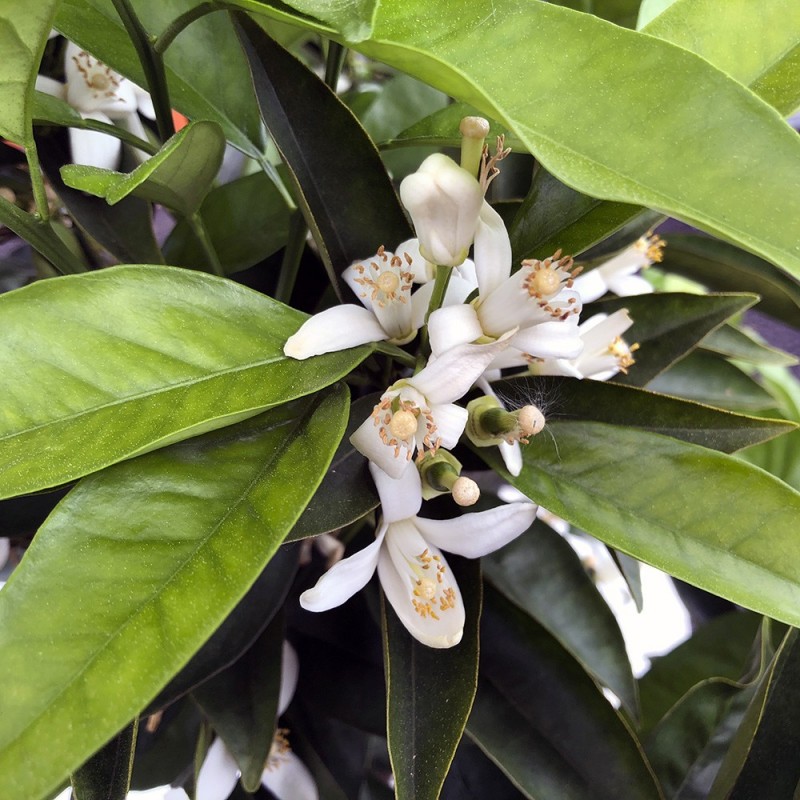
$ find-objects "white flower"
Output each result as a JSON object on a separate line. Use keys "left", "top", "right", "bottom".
{"left": 399, "top": 153, "right": 485, "bottom": 267}
{"left": 572, "top": 233, "right": 663, "bottom": 303}
{"left": 195, "top": 643, "right": 317, "bottom": 800}
{"left": 350, "top": 336, "right": 512, "bottom": 478}
{"left": 300, "top": 463, "right": 537, "bottom": 648}
{"left": 528, "top": 309, "right": 637, "bottom": 381}
{"left": 284, "top": 246, "right": 434, "bottom": 359}
{"left": 36, "top": 42, "right": 154, "bottom": 169}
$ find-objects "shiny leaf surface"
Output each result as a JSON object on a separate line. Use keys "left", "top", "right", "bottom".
{"left": 700, "top": 324, "right": 798, "bottom": 367}
{"left": 0, "top": 387, "right": 349, "bottom": 800}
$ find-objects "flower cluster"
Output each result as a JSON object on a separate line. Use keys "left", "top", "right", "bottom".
{"left": 284, "top": 118, "right": 657, "bottom": 647}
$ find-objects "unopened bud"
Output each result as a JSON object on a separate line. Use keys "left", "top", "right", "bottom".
{"left": 460, "top": 116, "right": 490, "bottom": 177}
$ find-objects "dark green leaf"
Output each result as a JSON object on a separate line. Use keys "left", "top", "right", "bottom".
{"left": 547, "top": 0, "right": 641, "bottom": 26}
{"left": 193, "top": 613, "right": 285, "bottom": 792}
{"left": 646, "top": 351, "right": 777, "bottom": 411}
{"left": 480, "top": 421, "right": 800, "bottom": 628}
{"left": 441, "top": 737, "right": 527, "bottom": 800}
{"left": 61, "top": 121, "right": 225, "bottom": 217}
{"left": 700, "top": 324, "right": 798, "bottom": 367}
{"left": 70, "top": 721, "right": 138, "bottom": 800}
{"left": 495, "top": 375, "right": 796, "bottom": 452}
{"left": 0, "top": 387, "right": 349, "bottom": 800}
{"left": 163, "top": 172, "right": 291, "bottom": 273}
{"left": 233, "top": 14, "right": 411, "bottom": 297}
{"left": 611, "top": 550, "right": 643, "bottom": 611}
{"left": 384, "top": 557, "right": 481, "bottom": 800}
{"left": 482, "top": 520, "right": 637, "bottom": 717}
{"left": 0, "top": 266, "right": 370, "bottom": 498}
{"left": 587, "top": 292, "right": 758, "bottom": 386}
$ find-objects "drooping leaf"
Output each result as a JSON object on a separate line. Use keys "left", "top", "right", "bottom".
{"left": 0, "top": 387, "right": 349, "bottom": 800}
{"left": 61, "top": 121, "right": 225, "bottom": 217}
{"left": 0, "top": 266, "right": 371, "bottom": 499}
{"left": 0, "top": 0, "right": 59, "bottom": 145}
{"left": 233, "top": 13, "right": 411, "bottom": 297}
{"left": 700, "top": 324, "right": 798, "bottom": 367}
{"left": 493, "top": 375, "right": 796, "bottom": 453}
{"left": 383, "top": 557, "right": 481, "bottom": 800}
{"left": 70, "top": 721, "right": 138, "bottom": 800}
{"left": 480, "top": 421, "right": 800, "bottom": 628}
{"left": 482, "top": 521, "right": 637, "bottom": 717}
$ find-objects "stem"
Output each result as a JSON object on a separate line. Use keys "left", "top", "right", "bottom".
{"left": 275, "top": 211, "right": 307, "bottom": 304}
{"left": 425, "top": 264, "right": 453, "bottom": 321}
{"left": 154, "top": 2, "right": 223, "bottom": 53}
{"left": 188, "top": 213, "right": 225, "bottom": 276}
{"left": 110, "top": 0, "right": 175, "bottom": 142}
{"left": 324, "top": 41, "right": 347, "bottom": 88}
{"left": 24, "top": 145, "right": 50, "bottom": 223}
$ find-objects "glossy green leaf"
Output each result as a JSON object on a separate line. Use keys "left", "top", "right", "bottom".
{"left": 163, "top": 172, "right": 291, "bottom": 273}
{"left": 636, "top": 0, "right": 677, "bottom": 27}
{"left": 70, "top": 721, "right": 138, "bottom": 800}
{"left": 700, "top": 324, "right": 798, "bottom": 367}
{"left": 639, "top": 612, "right": 762, "bottom": 734}
{"left": 708, "top": 629, "right": 800, "bottom": 799}
{"left": 233, "top": 14, "right": 411, "bottom": 296}
{"left": 383, "top": 557, "right": 481, "bottom": 800}
{"left": 547, "top": 0, "right": 640, "bottom": 26}
{"left": 659, "top": 235, "right": 800, "bottom": 326}
{"left": 61, "top": 121, "right": 225, "bottom": 217}
{"left": 646, "top": 351, "right": 777, "bottom": 411}
{"left": 645, "top": 0, "right": 800, "bottom": 115}
{"left": 0, "top": 266, "right": 370, "bottom": 499}
{"left": 587, "top": 292, "right": 757, "bottom": 386}
{"left": 193, "top": 614, "right": 284, "bottom": 792}
{"left": 0, "top": 387, "right": 349, "bottom": 800}
{"left": 471, "top": 586, "right": 660, "bottom": 800}
{"left": 495, "top": 375, "right": 796, "bottom": 452}
{"left": 482, "top": 521, "right": 637, "bottom": 717}
{"left": 481, "top": 421, "right": 800, "bottom": 628}
{"left": 0, "top": 0, "right": 58, "bottom": 145}
{"left": 55, "top": 0, "right": 264, "bottom": 157}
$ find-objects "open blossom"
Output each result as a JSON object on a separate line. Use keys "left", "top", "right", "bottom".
{"left": 572, "top": 233, "right": 663, "bottom": 303}
{"left": 36, "top": 42, "right": 154, "bottom": 169}
{"left": 300, "top": 463, "right": 537, "bottom": 648}
{"left": 350, "top": 335, "right": 511, "bottom": 478}
{"left": 527, "top": 309, "right": 637, "bottom": 381}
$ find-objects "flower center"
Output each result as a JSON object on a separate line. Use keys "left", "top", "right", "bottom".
{"left": 411, "top": 549, "right": 458, "bottom": 619}
{"left": 351, "top": 246, "right": 413, "bottom": 308}
{"left": 264, "top": 728, "right": 291, "bottom": 772}
{"left": 371, "top": 392, "right": 439, "bottom": 462}
{"left": 607, "top": 337, "right": 639, "bottom": 374}
{"left": 522, "top": 250, "right": 581, "bottom": 301}
{"left": 389, "top": 408, "right": 418, "bottom": 440}
{"left": 72, "top": 51, "right": 122, "bottom": 99}
{"left": 636, "top": 232, "right": 665, "bottom": 264}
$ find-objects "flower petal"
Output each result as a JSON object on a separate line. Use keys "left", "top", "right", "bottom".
{"left": 410, "top": 280, "right": 436, "bottom": 331}
{"left": 474, "top": 200, "right": 512, "bottom": 297}
{"left": 396, "top": 237, "right": 435, "bottom": 283}
{"left": 499, "top": 439, "right": 523, "bottom": 477}
{"left": 69, "top": 114, "right": 121, "bottom": 170}
{"left": 261, "top": 749, "right": 319, "bottom": 800}
{"left": 378, "top": 520, "right": 464, "bottom": 648}
{"left": 284, "top": 305, "right": 387, "bottom": 359}
{"left": 428, "top": 402, "right": 468, "bottom": 449}
{"left": 511, "top": 316, "right": 584, "bottom": 360}
{"left": 35, "top": 75, "right": 65, "bottom": 99}
{"left": 350, "top": 416, "right": 412, "bottom": 479}
{"left": 427, "top": 304, "right": 483, "bottom": 356}
{"left": 196, "top": 738, "right": 239, "bottom": 800}
{"left": 414, "top": 501, "right": 537, "bottom": 559}
{"left": 606, "top": 272, "right": 653, "bottom": 298}
{"left": 278, "top": 641, "right": 299, "bottom": 716}
{"left": 370, "top": 461, "right": 422, "bottom": 523}
{"left": 572, "top": 269, "right": 608, "bottom": 303}
{"left": 299, "top": 525, "right": 386, "bottom": 612}
{"left": 0, "top": 537, "right": 9, "bottom": 571}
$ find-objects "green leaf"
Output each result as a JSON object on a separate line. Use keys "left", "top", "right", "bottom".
{"left": 495, "top": 375, "right": 796, "bottom": 452}
{"left": 233, "top": 14, "right": 411, "bottom": 296}
{"left": 0, "top": 266, "right": 370, "bottom": 499}
{"left": 383, "top": 557, "right": 481, "bottom": 800}
{"left": 700, "top": 324, "right": 798, "bottom": 367}
{"left": 55, "top": 0, "right": 264, "bottom": 157}
{"left": 547, "top": 0, "right": 641, "bottom": 27}
{"left": 481, "top": 421, "right": 800, "bottom": 628}
{"left": 193, "top": 613, "right": 285, "bottom": 792}
{"left": 636, "top": 0, "right": 677, "bottom": 27}
{"left": 70, "top": 721, "right": 138, "bottom": 800}
{"left": 659, "top": 235, "right": 800, "bottom": 326}
{"left": 708, "top": 629, "right": 800, "bottom": 799}
{"left": 587, "top": 292, "right": 758, "bottom": 386}
{"left": 644, "top": 0, "right": 800, "bottom": 115}
{"left": 470, "top": 586, "right": 660, "bottom": 799}
{"left": 61, "top": 121, "right": 225, "bottom": 217}
{"left": 0, "top": 387, "right": 349, "bottom": 800}
{"left": 163, "top": 172, "right": 291, "bottom": 273}
{"left": 0, "top": 0, "right": 59, "bottom": 145}
{"left": 638, "top": 612, "right": 762, "bottom": 734}
{"left": 482, "top": 520, "right": 637, "bottom": 718}
{"left": 646, "top": 351, "right": 777, "bottom": 412}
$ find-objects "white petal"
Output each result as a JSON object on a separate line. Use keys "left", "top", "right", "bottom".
{"left": 427, "top": 305, "right": 483, "bottom": 356}
{"left": 164, "top": 790, "right": 191, "bottom": 800}
{"left": 262, "top": 749, "right": 318, "bottom": 800}
{"left": 511, "top": 317, "right": 584, "bottom": 360}
{"left": 410, "top": 280, "right": 435, "bottom": 331}
{"left": 68, "top": 115, "right": 121, "bottom": 170}
{"left": 527, "top": 357, "right": 583, "bottom": 378}
{"left": 369, "top": 461, "right": 422, "bottom": 523}
{"left": 284, "top": 305, "right": 388, "bottom": 359}
{"left": 572, "top": 269, "right": 608, "bottom": 303}
{"left": 133, "top": 83, "right": 156, "bottom": 119}
{"left": 350, "top": 416, "right": 412, "bottom": 479}
{"left": 414, "top": 502, "right": 537, "bottom": 559}
{"left": 35, "top": 75, "right": 66, "bottom": 99}
{"left": 0, "top": 538, "right": 9, "bottom": 571}
{"left": 606, "top": 272, "right": 653, "bottom": 297}
{"left": 299, "top": 525, "right": 386, "bottom": 611}
{"left": 396, "top": 238, "right": 435, "bottom": 283}
{"left": 115, "top": 110, "right": 150, "bottom": 163}
{"left": 579, "top": 309, "right": 633, "bottom": 345}
{"left": 196, "top": 738, "right": 239, "bottom": 800}
{"left": 428, "top": 403, "right": 468, "bottom": 449}
{"left": 65, "top": 42, "right": 137, "bottom": 116}
{"left": 378, "top": 520, "right": 464, "bottom": 648}
{"left": 454, "top": 258, "right": 478, "bottom": 288}
{"left": 499, "top": 439, "right": 523, "bottom": 476}
{"left": 473, "top": 201, "right": 512, "bottom": 297}
{"left": 278, "top": 642, "right": 299, "bottom": 716}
